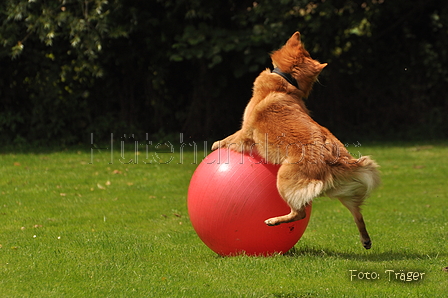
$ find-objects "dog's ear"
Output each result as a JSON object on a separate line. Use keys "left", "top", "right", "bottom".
{"left": 314, "top": 62, "right": 328, "bottom": 73}
{"left": 319, "top": 63, "right": 328, "bottom": 70}
{"left": 286, "top": 32, "right": 302, "bottom": 48}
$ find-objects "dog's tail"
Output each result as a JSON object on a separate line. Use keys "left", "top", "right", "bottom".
{"left": 354, "top": 156, "right": 381, "bottom": 196}
{"left": 327, "top": 156, "right": 380, "bottom": 201}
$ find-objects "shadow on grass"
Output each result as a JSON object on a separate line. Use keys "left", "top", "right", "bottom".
{"left": 285, "top": 246, "right": 446, "bottom": 262}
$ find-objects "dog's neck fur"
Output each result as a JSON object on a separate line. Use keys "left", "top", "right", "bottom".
{"left": 248, "top": 70, "right": 310, "bottom": 116}
{"left": 272, "top": 68, "right": 299, "bottom": 90}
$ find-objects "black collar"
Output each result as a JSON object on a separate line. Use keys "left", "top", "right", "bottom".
{"left": 272, "top": 68, "right": 299, "bottom": 89}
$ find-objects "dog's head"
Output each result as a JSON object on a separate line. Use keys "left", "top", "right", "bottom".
{"left": 270, "top": 32, "right": 327, "bottom": 97}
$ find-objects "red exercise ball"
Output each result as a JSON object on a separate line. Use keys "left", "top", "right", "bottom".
{"left": 188, "top": 148, "right": 312, "bottom": 256}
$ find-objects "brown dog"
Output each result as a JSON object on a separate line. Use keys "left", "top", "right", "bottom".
{"left": 211, "top": 32, "right": 380, "bottom": 249}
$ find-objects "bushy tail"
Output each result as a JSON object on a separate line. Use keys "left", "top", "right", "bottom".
{"left": 355, "top": 156, "right": 381, "bottom": 196}
{"left": 326, "top": 155, "right": 380, "bottom": 201}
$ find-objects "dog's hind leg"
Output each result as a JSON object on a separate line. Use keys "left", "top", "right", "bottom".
{"left": 265, "top": 164, "right": 323, "bottom": 226}
{"left": 338, "top": 197, "right": 371, "bottom": 249}
{"left": 264, "top": 207, "right": 307, "bottom": 226}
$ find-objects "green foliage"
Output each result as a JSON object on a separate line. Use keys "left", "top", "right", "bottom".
{"left": 0, "top": 0, "right": 447, "bottom": 144}
{"left": 0, "top": 0, "right": 124, "bottom": 144}
{"left": 3, "top": 0, "right": 115, "bottom": 64}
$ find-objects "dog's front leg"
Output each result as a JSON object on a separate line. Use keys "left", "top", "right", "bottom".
{"left": 211, "top": 131, "right": 240, "bottom": 151}
{"left": 211, "top": 130, "right": 253, "bottom": 152}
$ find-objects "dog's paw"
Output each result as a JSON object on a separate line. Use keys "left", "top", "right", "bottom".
{"left": 264, "top": 218, "right": 280, "bottom": 226}
{"left": 362, "top": 239, "right": 372, "bottom": 250}
{"left": 211, "top": 141, "right": 222, "bottom": 151}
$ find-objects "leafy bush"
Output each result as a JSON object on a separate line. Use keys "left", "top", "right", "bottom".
{"left": 1, "top": 0, "right": 447, "bottom": 145}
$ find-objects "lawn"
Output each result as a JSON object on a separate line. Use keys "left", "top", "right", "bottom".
{"left": 0, "top": 141, "right": 447, "bottom": 297}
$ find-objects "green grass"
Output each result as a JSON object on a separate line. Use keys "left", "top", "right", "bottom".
{"left": 1, "top": 142, "right": 447, "bottom": 297}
